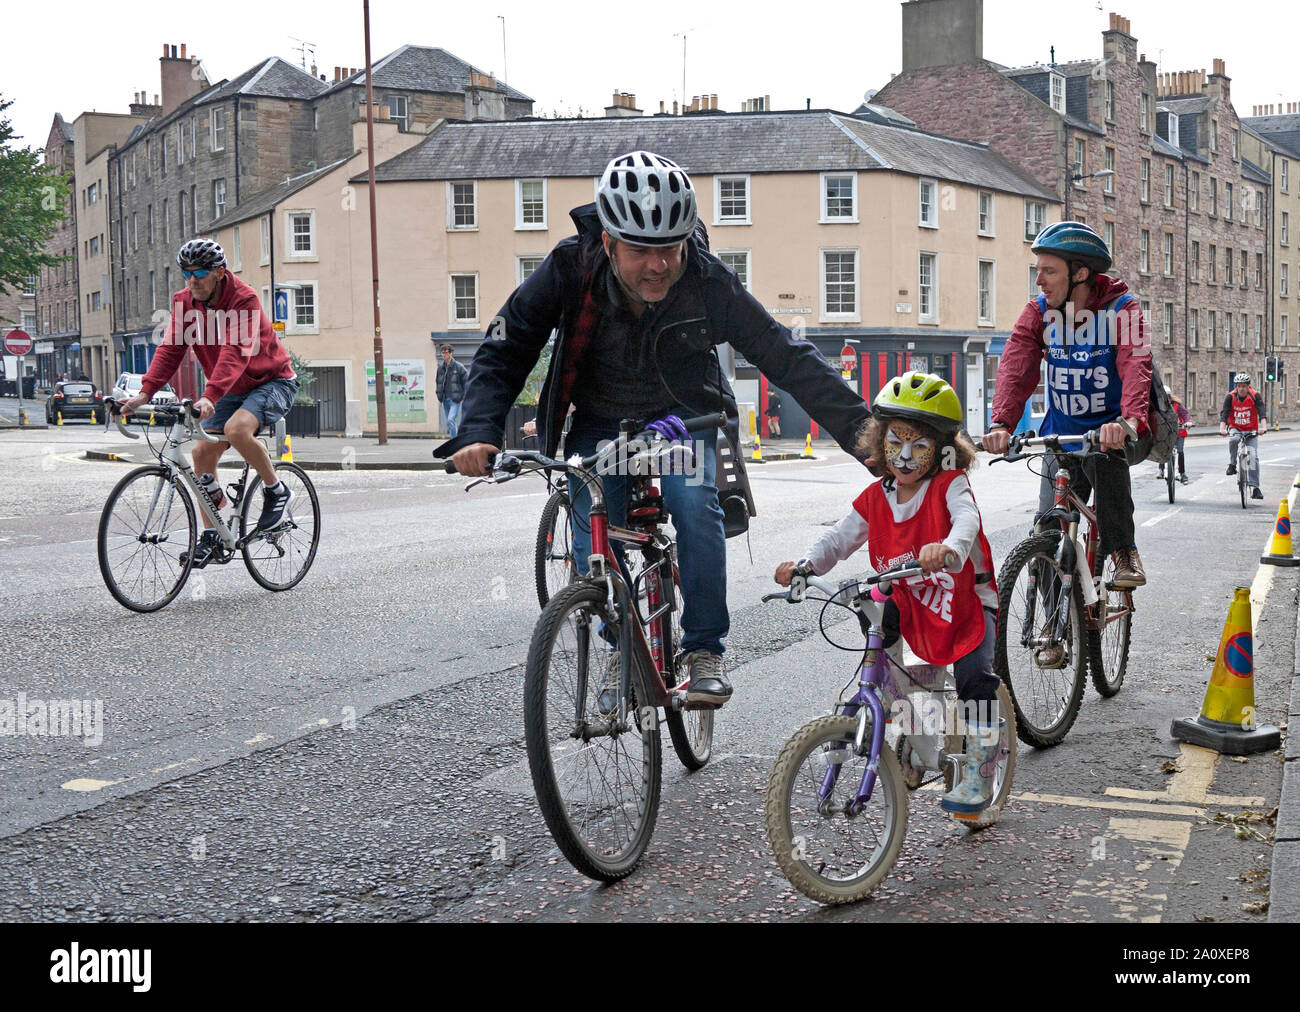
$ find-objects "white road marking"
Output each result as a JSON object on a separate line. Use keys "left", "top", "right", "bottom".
{"left": 1141, "top": 507, "right": 1182, "bottom": 528}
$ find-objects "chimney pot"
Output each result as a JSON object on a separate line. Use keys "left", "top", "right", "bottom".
{"left": 180, "top": 43, "right": 186, "bottom": 59}
{"left": 673, "top": 100, "right": 678, "bottom": 115}
{"left": 162, "top": 43, "right": 169, "bottom": 56}
{"left": 659, "top": 100, "right": 664, "bottom": 113}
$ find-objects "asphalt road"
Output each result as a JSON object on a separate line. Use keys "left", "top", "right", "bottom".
{"left": 0, "top": 424, "right": 1292, "bottom": 921}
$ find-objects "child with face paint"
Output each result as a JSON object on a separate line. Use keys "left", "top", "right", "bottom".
{"left": 774, "top": 372, "right": 1003, "bottom": 818}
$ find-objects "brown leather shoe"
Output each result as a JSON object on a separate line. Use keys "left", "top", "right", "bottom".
{"left": 1111, "top": 548, "right": 1146, "bottom": 588}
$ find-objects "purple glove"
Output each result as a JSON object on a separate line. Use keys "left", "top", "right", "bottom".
{"left": 645, "top": 414, "right": 694, "bottom": 469}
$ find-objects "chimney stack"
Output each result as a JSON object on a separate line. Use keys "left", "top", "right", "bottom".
{"left": 1212, "top": 58, "right": 1226, "bottom": 77}
{"left": 160, "top": 41, "right": 208, "bottom": 115}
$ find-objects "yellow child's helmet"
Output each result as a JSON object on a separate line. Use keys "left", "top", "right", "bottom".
{"left": 872, "top": 371, "right": 963, "bottom": 435}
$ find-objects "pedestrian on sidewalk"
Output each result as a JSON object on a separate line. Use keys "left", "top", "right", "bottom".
{"left": 765, "top": 389, "right": 783, "bottom": 438}
{"left": 437, "top": 344, "right": 468, "bottom": 438}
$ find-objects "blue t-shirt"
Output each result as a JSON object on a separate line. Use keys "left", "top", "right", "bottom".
{"left": 1038, "top": 293, "right": 1133, "bottom": 436}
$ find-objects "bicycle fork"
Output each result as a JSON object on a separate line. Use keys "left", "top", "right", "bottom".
{"left": 820, "top": 645, "right": 889, "bottom": 817}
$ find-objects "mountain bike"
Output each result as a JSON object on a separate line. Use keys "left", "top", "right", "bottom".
{"left": 990, "top": 428, "right": 1134, "bottom": 747}
{"left": 97, "top": 399, "right": 320, "bottom": 612}
{"left": 1226, "top": 429, "right": 1259, "bottom": 509}
{"left": 761, "top": 563, "right": 1017, "bottom": 904}
{"left": 446, "top": 412, "right": 725, "bottom": 881}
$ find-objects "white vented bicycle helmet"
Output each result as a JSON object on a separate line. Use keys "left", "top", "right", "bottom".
{"left": 597, "top": 151, "right": 698, "bottom": 246}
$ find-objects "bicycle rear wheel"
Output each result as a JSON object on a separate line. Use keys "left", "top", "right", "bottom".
{"left": 660, "top": 562, "right": 714, "bottom": 771}
{"left": 1088, "top": 552, "right": 1131, "bottom": 697}
{"left": 765, "top": 714, "right": 908, "bottom": 905}
{"left": 1166, "top": 448, "right": 1176, "bottom": 503}
{"left": 97, "top": 465, "right": 196, "bottom": 612}
{"left": 239, "top": 463, "right": 321, "bottom": 591}
{"left": 534, "top": 488, "right": 576, "bottom": 609}
{"left": 524, "top": 581, "right": 662, "bottom": 882}
{"left": 994, "top": 532, "right": 1087, "bottom": 748}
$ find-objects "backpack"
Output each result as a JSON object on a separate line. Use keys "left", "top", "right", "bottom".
{"left": 716, "top": 430, "right": 757, "bottom": 539}
{"left": 1096, "top": 295, "right": 1173, "bottom": 466}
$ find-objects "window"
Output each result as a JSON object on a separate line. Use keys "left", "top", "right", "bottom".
{"left": 260, "top": 216, "right": 271, "bottom": 264}
{"left": 1029, "top": 264, "right": 1039, "bottom": 301}
{"left": 163, "top": 198, "right": 169, "bottom": 242}
{"left": 1241, "top": 314, "right": 1248, "bottom": 350}
{"left": 188, "top": 117, "right": 196, "bottom": 159}
{"left": 190, "top": 184, "right": 197, "bottom": 232}
{"left": 1225, "top": 181, "right": 1233, "bottom": 219}
{"left": 150, "top": 271, "right": 156, "bottom": 311}
{"left": 919, "top": 178, "right": 938, "bottom": 228}
{"left": 1140, "top": 230, "right": 1150, "bottom": 273}
{"left": 1049, "top": 73, "right": 1065, "bottom": 114}
{"left": 145, "top": 139, "right": 152, "bottom": 178}
{"left": 211, "top": 106, "right": 226, "bottom": 151}
{"left": 1189, "top": 373, "right": 1197, "bottom": 411}
{"left": 1168, "top": 113, "right": 1180, "bottom": 149}
{"left": 88, "top": 181, "right": 99, "bottom": 204}
{"left": 1209, "top": 177, "right": 1217, "bottom": 216}
{"left": 1211, "top": 118, "right": 1218, "bottom": 152}
{"left": 1073, "top": 138, "right": 1087, "bottom": 181}
{"left": 1283, "top": 211, "right": 1290, "bottom": 245}
{"left": 821, "top": 173, "right": 857, "bottom": 222}
{"left": 1226, "top": 247, "right": 1234, "bottom": 285}
{"left": 1140, "top": 158, "right": 1151, "bottom": 202}
{"left": 88, "top": 235, "right": 100, "bottom": 258}
{"left": 1209, "top": 244, "right": 1217, "bottom": 283}
{"left": 1256, "top": 315, "right": 1263, "bottom": 350}
{"left": 1163, "top": 233, "right": 1173, "bottom": 275}
{"left": 450, "top": 274, "right": 478, "bottom": 326}
{"left": 1283, "top": 159, "right": 1291, "bottom": 194}
{"left": 260, "top": 285, "right": 270, "bottom": 314}
{"left": 129, "top": 150, "right": 135, "bottom": 188}
{"left": 213, "top": 179, "right": 226, "bottom": 219}
{"left": 718, "top": 250, "right": 751, "bottom": 291}
{"left": 1104, "top": 220, "right": 1115, "bottom": 260}
{"left": 386, "top": 95, "right": 408, "bottom": 131}
{"left": 978, "top": 191, "right": 994, "bottom": 235}
{"left": 146, "top": 204, "right": 153, "bottom": 245}
{"left": 1140, "top": 93, "right": 1151, "bottom": 132}
{"left": 448, "top": 181, "right": 476, "bottom": 230}
{"left": 132, "top": 213, "right": 139, "bottom": 252}
{"left": 1240, "top": 249, "right": 1248, "bottom": 289}
{"left": 232, "top": 227, "right": 241, "bottom": 271}
{"left": 1024, "top": 201, "right": 1045, "bottom": 241}
{"left": 287, "top": 211, "right": 315, "bottom": 257}
{"left": 1257, "top": 252, "right": 1264, "bottom": 289}
{"left": 1164, "top": 164, "right": 1174, "bottom": 207}
{"left": 918, "top": 252, "right": 938, "bottom": 323}
{"left": 176, "top": 125, "right": 184, "bottom": 166}
{"left": 1283, "top": 316, "right": 1290, "bottom": 347}
{"left": 161, "top": 135, "right": 167, "bottom": 174}
{"left": 821, "top": 249, "right": 859, "bottom": 320}
{"left": 1190, "top": 308, "right": 1198, "bottom": 348}
{"left": 1104, "top": 148, "right": 1115, "bottom": 193}
{"left": 516, "top": 178, "right": 547, "bottom": 229}
{"left": 1190, "top": 240, "right": 1200, "bottom": 281}
{"left": 165, "top": 267, "right": 170, "bottom": 298}
{"left": 1190, "top": 171, "right": 1200, "bottom": 211}
{"left": 517, "top": 255, "right": 544, "bottom": 286}
{"left": 977, "top": 259, "right": 995, "bottom": 325}
{"left": 22, "top": 274, "right": 36, "bottom": 296}
{"left": 290, "top": 282, "right": 318, "bottom": 332}
{"left": 1232, "top": 128, "right": 1240, "bottom": 161}
{"left": 1283, "top": 263, "right": 1290, "bottom": 297}
{"left": 1207, "top": 310, "right": 1217, "bottom": 348}
{"left": 1164, "top": 302, "right": 1174, "bottom": 345}
{"left": 1254, "top": 190, "right": 1264, "bottom": 227}
{"left": 1105, "top": 81, "right": 1115, "bottom": 122}
{"left": 713, "top": 175, "right": 749, "bottom": 225}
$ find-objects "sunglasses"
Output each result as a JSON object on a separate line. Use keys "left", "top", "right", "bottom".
{"left": 180, "top": 268, "right": 213, "bottom": 280}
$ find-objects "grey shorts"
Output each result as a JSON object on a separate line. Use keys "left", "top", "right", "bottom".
{"left": 202, "top": 377, "right": 298, "bottom": 435}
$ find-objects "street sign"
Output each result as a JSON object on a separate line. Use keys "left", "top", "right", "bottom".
{"left": 274, "top": 290, "right": 289, "bottom": 323}
{"left": 273, "top": 321, "right": 285, "bottom": 333}
{"left": 4, "top": 330, "right": 33, "bottom": 356}
{"left": 840, "top": 344, "right": 857, "bottom": 373}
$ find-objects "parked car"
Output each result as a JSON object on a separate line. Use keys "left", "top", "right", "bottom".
{"left": 45, "top": 380, "right": 103, "bottom": 423}
{"left": 110, "top": 373, "right": 178, "bottom": 423}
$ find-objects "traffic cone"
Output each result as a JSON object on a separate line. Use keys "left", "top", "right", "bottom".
{"left": 1171, "top": 587, "right": 1280, "bottom": 755}
{"left": 18, "top": 407, "right": 28, "bottom": 425}
{"left": 280, "top": 433, "right": 294, "bottom": 463}
{"left": 1293, "top": 470, "right": 1300, "bottom": 489}
{"left": 750, "top": 432, "right": 766, "bottom": 464}
{"left": 90, "top": 408, "right": 97, "bottom": 424}
{"left": 149, "top": 410, "right": 156, "bottom": 426}
{"left": 56, "top": 410, "right": 63, "bottom": 425}
{"left": 801, "top": 433, "right": 815, "bottom": 459}
{"left": 1261, "top": 498, "right": 1300, "bottom": 566}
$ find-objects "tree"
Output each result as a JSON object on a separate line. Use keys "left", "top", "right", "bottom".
{"left": 0, "top": 94, "right": 72, "bottom": 301}
{"left": 286, "top": 347, "right": 316, "bottom": 405}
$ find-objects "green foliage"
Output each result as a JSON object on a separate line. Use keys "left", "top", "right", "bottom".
{"left": 287, "top": 347, "right": 316, "bottom": 405}
{"left": 0, "top": 95, "right": 72, "bottom": 306}
{"left": 515, "top": 337, "right": 553, "bottom": 406}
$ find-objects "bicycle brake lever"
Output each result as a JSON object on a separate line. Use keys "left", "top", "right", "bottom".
{"left": 760, "top": 592, "right": 788, "bottom": 604}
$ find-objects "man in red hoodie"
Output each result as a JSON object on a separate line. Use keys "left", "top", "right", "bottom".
{"left": 121, "top": 239, "right": 298, "bottom": 564}
{"left": 982, "top": 221, "right": 1152, "bottom": 592}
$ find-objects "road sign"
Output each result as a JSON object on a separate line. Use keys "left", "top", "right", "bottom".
{"left": 4, "top": 330, "right": 33, "bottom": 356}
{"left": 274, "top": 290, "right": 289, "bottom": 323}
{"left": 840, "top": 344, "right": 857, "bottom": 373}
{"left": 273, "top": 321, "right": 285, "bottom": 333}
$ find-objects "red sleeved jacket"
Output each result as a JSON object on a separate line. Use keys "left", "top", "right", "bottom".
{"left": 142, "top": 273, "right": 294, "bottom": 404}
{"left": 991, "top": 274, "right": 1152, "bottom": 435}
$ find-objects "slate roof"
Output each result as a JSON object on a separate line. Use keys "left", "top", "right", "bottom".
{"left": 1242, "top": 157, "right": 1271, "bottom": 185}
{"left": 848, "top": 102, "right": 917, "bottom": 128}
{"left": 204, "top": 157, "right": 351, "bottom": 231}
{"left": 359, "top": 110, "right": 1057, "bottom": 200}
{"left": 320, "top": 45, "right": 530, "bottom": 102}
{"left": 1242, "top": 114, "right": 1300, "bottom": 159}
{"left": 999, "top": 65, "right": 1104, "bottom": 135}
{"left": 1159, "top": 95, "right": 1211, "bottom": 115}
{"left": 1152, "top": 135, "right": 1183, "bottom": 160}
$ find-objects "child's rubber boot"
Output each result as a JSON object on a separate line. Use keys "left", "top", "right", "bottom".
{"left": 940, "top": 719, "right": 1004, "bottom": 820}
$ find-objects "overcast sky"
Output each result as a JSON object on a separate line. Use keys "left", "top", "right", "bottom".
{"left": 5, "top": 1, "right": 1300, "bottom": 153}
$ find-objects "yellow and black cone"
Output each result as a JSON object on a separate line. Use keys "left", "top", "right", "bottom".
{"left": 750, "top": 432, "right": 766, "bottom": 464}
{"left": 149, "top": 410, "right": 156, "bottom": 426}
{"left": 1171, "top": 587, "right": 1280, "bottom": 755}
{"left": 1293, "top": 471, "right": 1300, "bottom": 489}
{"left": 56, "top": 410, "right": 63, "bottom": 425}
{"left": 1261, "top": 498, "right": 1300, "bottom": 566}
{"left": 90, "top": 408, "right": 97, "bottom": 424}
{"left": 280, "top": 433, "right": 294, "bottom": 463}
{"left": 801, "top": 433, "right": 815, "bottom": 459}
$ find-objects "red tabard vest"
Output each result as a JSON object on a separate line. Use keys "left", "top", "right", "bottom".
{"left": 1229, "top": 390, "right": 1260, "bottom": 431}
{"left": 853, "top": 468, "right": 995, "bottom": 666}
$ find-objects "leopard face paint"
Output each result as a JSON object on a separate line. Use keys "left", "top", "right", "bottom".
{"left": 884, "top": 421, "right": 935, "bottom": 483}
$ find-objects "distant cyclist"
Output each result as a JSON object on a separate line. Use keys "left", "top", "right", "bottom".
{"left": 121, "top": 239, "right": 298, "bottom": 565}
{"left": 1220, "top": 372, "right": 1267, "bottom": 500}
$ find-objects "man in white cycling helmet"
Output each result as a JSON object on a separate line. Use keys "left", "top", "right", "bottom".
{"left": 439, "top": 150, "right": 873, "bottom": 707}
{"left": 1220, "top": 372, "right": 1267, "bottom": 499}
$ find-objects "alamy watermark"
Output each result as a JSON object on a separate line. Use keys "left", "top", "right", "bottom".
{"left": 0, "top": 692, "right": 103, "bottom": 746}
{"left": 149, "top": 301, "right": 264, "bottom": 357}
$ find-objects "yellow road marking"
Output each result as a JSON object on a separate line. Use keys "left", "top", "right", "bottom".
{"left": 1011, "top": 792, "right": 1203, "bottom": 817}
{"left": 60, "top": 778, "right": 121, "bottom": 792}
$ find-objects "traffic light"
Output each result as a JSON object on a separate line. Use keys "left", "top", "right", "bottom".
{"left": 1265, "top": 356, "right": 1278, "bottom": 383}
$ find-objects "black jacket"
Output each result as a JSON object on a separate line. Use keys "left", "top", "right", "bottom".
{"left": 435, "top": 204, "right": 872, "bottom": 459}
{"left": 436, "top": 357, "right": 468, "bottom": 404}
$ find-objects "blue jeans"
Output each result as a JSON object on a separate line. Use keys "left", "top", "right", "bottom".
{"left": 444, "top": 399, "right": 462, "bottom": 438}
{"left": 565, "top": 415, "right": 728, "bottom": 656}
{"left": 1228, "top": 430, "right": 1259, "bottom": 487}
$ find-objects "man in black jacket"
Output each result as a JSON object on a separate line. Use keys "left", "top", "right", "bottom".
{"left": 439, "top": 151, "right": 872, "bottom": 705}
{"left": 436, "top": 344, "right": 469, "bottom": 437}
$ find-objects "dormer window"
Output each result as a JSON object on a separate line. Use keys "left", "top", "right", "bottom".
{"left": 1167, "top": 112, "right": 1179, "bottom": 149}
{"left": 1049, "top": 73, "right": 1065, "bottom": 114}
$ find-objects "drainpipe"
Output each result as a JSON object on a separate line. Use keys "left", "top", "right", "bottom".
{"left": 232, "top": 98, "right": 240, "bottom": 204}
{"left": 1183, "top": 161, "right": 1189, "bottom": 405}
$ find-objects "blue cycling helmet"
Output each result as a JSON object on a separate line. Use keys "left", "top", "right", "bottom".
{"left": 1031, "top": 221, "right": 1112, "bottom": 275}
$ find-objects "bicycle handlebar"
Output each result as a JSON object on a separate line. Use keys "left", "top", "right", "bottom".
{"left": 991, "top": 422, "right": 1134, "bottom": 465}
{"left": 763, "top": 553, "right": 960, "bottom": 605}
{"left": 107, "top": 397, "right": 220, "bottom": 443}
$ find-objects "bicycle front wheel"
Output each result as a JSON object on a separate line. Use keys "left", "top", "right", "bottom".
{"left": 98, "top": 465, "right": 196, "bottom": 612}
{"left": 995, "top": 532, "right": 1087, "bottom": 748}
{"left": 524, "top": 581, "right": 662, "bottom": 882}
{"left": 1166, "top": 449, "right": 1176, "bottom": 503}
{"left": 765, "top": 714, "right": 908, "bottom": 905}
{"left": 659, "top": 561, "right": 714, "bottom": 771}
{"left": 534, "top": 488, "right": 576, "bottom": 609}
{"left": 239, "top": 463, "right": 321, "bottom": 591}
{"left": 1087, "top": 552, "right": 1131, "bottom": 697}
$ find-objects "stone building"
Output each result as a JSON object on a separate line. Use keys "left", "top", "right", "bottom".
{"left": 32, "top": 114, "right": 81, "bottom": 386}
{"left": 872, "top": 0, "right": 1271, "bottom": 423}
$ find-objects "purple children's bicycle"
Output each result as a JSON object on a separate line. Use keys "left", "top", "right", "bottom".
{"left": 762, "top": 561, "right": 1017, "bottom": 904}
